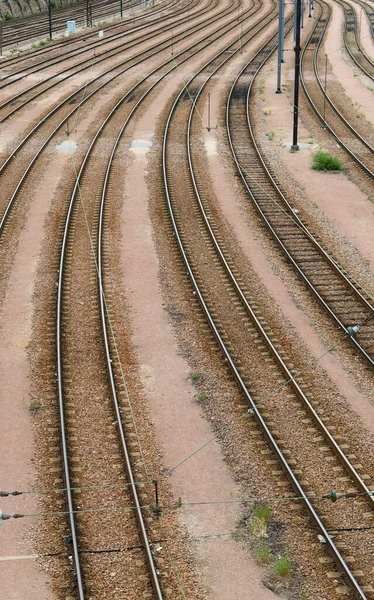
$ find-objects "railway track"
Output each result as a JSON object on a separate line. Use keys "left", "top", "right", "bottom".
{"left": 0, "top": 0, "right": 176, "bottom": 69}
{"left": 0, "top": 0, "right": 202, "bottom": 120}
{"left": 300, "top": 0, "right": 374, "bottom": 176}
{"left": 335, "top": 0, "right": 374, "bottom": 80}
{"left": 0, "top": 0, "right": 142, "bottom": 49}
{"left": 228, "top": 17, "right": 374, "bottom": 367}
{"left": 0, "top": 0, "right": 194, "bottom": 94}
{"left": 55, "top": 81, "right": 164, "bottom": 600}
{"left": 0, "top": 0, "right": 230, "bottom": 236}
{"left": 162, "top": 13, "right": 374, "bottom": 600}
{"left": 16, "top": 0, "right": 277, "bottom": 595}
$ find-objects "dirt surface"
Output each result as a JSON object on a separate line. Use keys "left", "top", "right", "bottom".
{"left": 1, "top": 0, "right": 374, "bottom": 598}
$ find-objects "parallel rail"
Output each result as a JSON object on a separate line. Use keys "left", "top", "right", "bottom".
{"left": 163, "top": 14, "right": 373, "bottom": 600}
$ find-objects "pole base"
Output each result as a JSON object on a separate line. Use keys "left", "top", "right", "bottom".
{"left": 275, "top": 89, "right": 282, "bottom": 94}
{"left": 291, "top": 144, "right": 299, "bottom": 151}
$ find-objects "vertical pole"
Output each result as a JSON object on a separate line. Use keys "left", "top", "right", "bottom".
{"left": 154, "top": 480, "right": 159, "bottom": 508}
{"left": 301, "top": 0, "right": 304, "bottom": 27}
{"left": 291, "top": 0, "right": 301, "bottom": 150}
{"left": 0, "top": 21, "right": 2, "bottom": 57}
{"left": 294, "top": 0, "right": 296, "bottom": 41}
{"left": 322, "top": 54, "right": 327, "bottom": 128}
{"left": 120, "top": 0, "right": 123, "bottom": 18}
{"left": 308, "top": 0, "right": 311, "bottom": 17}
{"left": 280, "top": 0, "right": 285, "bottom": 62}
{"left": 207, "top": 93, "right": 211, "bottom": 131}
{"left": 276, "top": 0, "right": 284, "bottom": 92}
{"left": 48, "top": 0, "right": 52, "bottom": 39}
{"left": 171, "top": 29, "right": 173, "bottom": 55}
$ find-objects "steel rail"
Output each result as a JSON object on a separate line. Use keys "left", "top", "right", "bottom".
{"left": 163, "top": 21, "right": 369, "bottom": 600}
{"left": 162, "top": 46, "right": 369, "bottom": 600}
{"left": 300, "top": 0, "right": 374, "bottom": 177}
{"left": 336, "top": 0, "right": 374, "bottom": 80}
{"left": 188, "top": 25, "right": 374, "bottom": 517}
{"left": 0, "top": 0, "right": 142, "bottom": 48}
{"left": 0, "top": 0, "right": 196, "bottom": 91}
{"left": 0, "top": 0, "right": 233, "bottom": 233}
{"left": 225, "top": 28, "right": 374, "bottom": 366}
{"left": 52, "top": 1, "right": 269, "bottom": 594}
{"left": 0, "top": 0, "right": 203, "bottom": 120}
{"left": 0, "top": 0, "right": 177, "bottom": 68}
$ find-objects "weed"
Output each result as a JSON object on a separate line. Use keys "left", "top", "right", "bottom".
{"left": 289, "top": 146, "right": 297, "bottom": 153}
{"left": 312, "top": 150, "right": 342, "bottom": 171}
{"left": 306, "top": 138, "right": 314, "bottom": 144}
{"left": 259, "top": 85, "right": 265, "bottom": 94}
{"left": 255, "top": 544, "right": 271, "bottom": 564}
{"left": 253, "top": 504, "right": 271, "bottom": 523}
{"left": 263, "top": 107, "right": 272, "bottom": 115}
{"left": 38, "top": 40, "right": 46, "bottom": 46}
{"left": 266, "top": 131, "right": 275, "bottom": 141}
{"left": 273, "top": 556, "right": 291, "bottom": 577}
{"left": 190, "top": 372, "right": 200, "bottom": 382}
{"left": 197, "top": 393, "right": 207, "bottom": 402}
{"left": 4, "top": 11, "right": 13, "bottom": 20}
{"left": 29, "top": 399, "right": 41, "bottom": 413}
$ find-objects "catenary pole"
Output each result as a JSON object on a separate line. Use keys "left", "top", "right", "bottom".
{"left": 291, "top": 0, "right": 302, "bottom": 150}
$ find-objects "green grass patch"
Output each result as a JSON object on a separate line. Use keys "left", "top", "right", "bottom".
{"left": 253, "top": 504, "right": 271, "bottom": 523}
{"left": 255, "top": 544, "right": 271, "bottom": 564}
{"left": 273, "top": 556, "right": 292, "bottom": 577}
{"left": 266, "top": 131, "right": 275, "bottom": 141}
{"left": 4, "top": 12, "right": 13, "bottom": 20}
{"left": 259, "top": 84, "right": 265, "bottom": 94}
{"left": 312, "top": 150, "right": 342, "bottom": 171}
{"left": 197, "top": 393, "right": 207, "bottom": 402}
{"left": 29, "top": 399, "right": 41, "bottom": 413}
{"left": 190, "top": 372, "right": 200, "bottom": 382}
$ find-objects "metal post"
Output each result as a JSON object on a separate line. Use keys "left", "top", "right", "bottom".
{"left": 322, "top": 54, "right": 327, "bottom": 128}
{"left": 276, "top": 0, "right": 284, "bottom": 92}
{"left": 281, "top": 0, "right": 285, "bottom": 62}
{"left": 48, "top": 0, "right": 52, "bottom": 39}
{"left": 308, "top": 0, "right": 312, "bottom": 17}
{"left": 291, "top": 0, "right": 302, "bottom": 150}
{"left": 294, "top": 0, "right": 296, "bottom": 41}
{"left": 0, "top": 21, "right": 2, "bottom": 57}
{"left": 301, "top": 0, "right": 304, "bottom": 27}
{"left": 120, "top": 0, "right": 123, "bottom": 18}
{"left": 207, "top": 93, "right": 211, "bottom": 131}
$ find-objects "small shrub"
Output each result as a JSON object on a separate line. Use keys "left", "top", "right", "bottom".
{"left": 50, "top": 1, "right": 56, "bottom": 7}
{"left": 38, "top": 40, "right": 46, "bottom": 46}
{"left": 190, "top": 372, "right": 200, "bottom": 382}
{"left": 253, "top": 504, "right": 271, "bottom": 523}
{"left": 263, "top": 107, "right": 272, "bottom": 115}
{"left": 274, "top": 556, "right": 291, "bottom": 577}
{"left": 266, "top": 131, "right": 275, "bottom": 141}
{"left": 4, "top": 12, "right": 13, "bottom": 20}
{"left": 197, "top": 393, "right": 206, "bottom": 402}
{"left": 306, "top": 138, "right": 314, "bottom": 144}
{"left": 312, "top": 150, "right": 342, "bottom": 171}
{"left": 255, "top": 544, "right": 271, "bottom": 564}
{"left": 29, "top": 399, "right": 41, "bottom": 413}
{"left": 259, "top": 85, "right": 265, "bottom": 94}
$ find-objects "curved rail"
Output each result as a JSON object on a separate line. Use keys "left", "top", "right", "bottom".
{"left": 0, "top": 0, "right": 232, "bottom": 234}
{"left": 51, "top": 0, "right": 269, "bottom": 594}
{"left": 163, "top": 42, "right": 369, "bottom": 600}
{"left": 226, "top": 20, "right": 374, "bottom": 365}
{"left": 300, "top": 0, "right": 374, "bottom": 177}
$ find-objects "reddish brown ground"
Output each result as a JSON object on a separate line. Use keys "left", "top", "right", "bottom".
{"left": 1, "top": 0, "right": 374, "bottom": 597}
